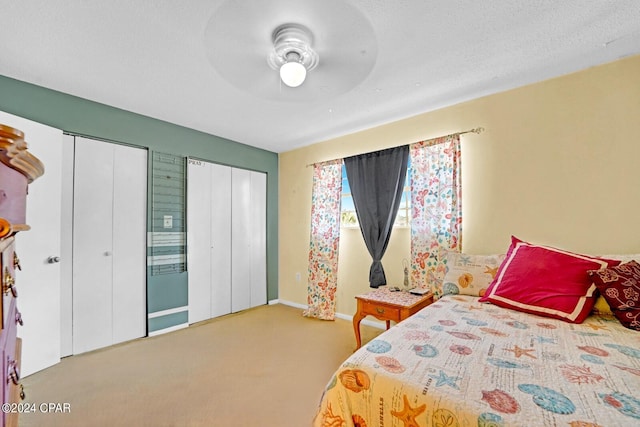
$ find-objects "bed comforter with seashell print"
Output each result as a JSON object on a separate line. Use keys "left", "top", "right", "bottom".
{"left": 312, "top": 295, "right": 640, "bottom": 427}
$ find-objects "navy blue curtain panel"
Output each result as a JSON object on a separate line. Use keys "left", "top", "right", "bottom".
{"left": 344, "top": 145, "right": 409, "bottom": 287}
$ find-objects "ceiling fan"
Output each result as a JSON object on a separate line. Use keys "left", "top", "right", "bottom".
{"left": 204, "top": 0, "right": 378, "bottom": 103}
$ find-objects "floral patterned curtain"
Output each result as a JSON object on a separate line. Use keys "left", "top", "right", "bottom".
{"left": 303, "top": 160, "right": 343, "bottom": 320}
{"left": 410, "top": 135, "right": 462, "bottom": 298}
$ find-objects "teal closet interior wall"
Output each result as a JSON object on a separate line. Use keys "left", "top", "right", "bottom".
{"left": 0, "top": 74, "right": 279, "bottom": 333}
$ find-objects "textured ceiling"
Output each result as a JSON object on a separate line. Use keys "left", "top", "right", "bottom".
{"left": 1, "top": 1, "right": 639, "bottom": 153}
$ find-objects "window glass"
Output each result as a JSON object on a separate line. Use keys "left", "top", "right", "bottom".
{"left": 341, "top": 159, "right": 411, "bottom": 228}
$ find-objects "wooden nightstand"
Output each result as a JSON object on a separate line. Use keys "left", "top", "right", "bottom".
{"left": 353, "top": 287, "right": 434, "bottom": 350}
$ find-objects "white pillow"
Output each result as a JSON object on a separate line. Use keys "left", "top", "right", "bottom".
{"left": 442, "top": 252, "right": 505, "bottom": 297}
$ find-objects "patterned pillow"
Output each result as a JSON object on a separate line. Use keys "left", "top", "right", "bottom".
{"left": 593, "top": 254, "right": 640, "bottom": 314}
{"left": 479, "top": 236, "right": 620, "bottom": 323}
{"left": 588, "top": 260, "right": 640, "bottom": 331}
{"left": 442, "top": 252, "right": 505, "bottom": 297}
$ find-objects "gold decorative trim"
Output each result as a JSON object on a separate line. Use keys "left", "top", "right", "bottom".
{"left": 0, "top": 218, "right": 30, "bottom": 239}
{"left": 0, "top": 124, "right": 45, "bottom": 183}
{"left": 0, "top": 124, "right": 23, "bottom": 140}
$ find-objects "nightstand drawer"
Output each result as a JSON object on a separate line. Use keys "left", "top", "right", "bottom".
{"left": 361, "top": 300, "right": 401, "bottom": 321}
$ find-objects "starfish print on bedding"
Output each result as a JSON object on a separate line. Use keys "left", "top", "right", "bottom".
{"left": 391, "top": 394, "right": 426, "bottom": 427}
{"left": 504, "top": 345, "right": 537, "bottom": 359}
{"left": 321, "top": 402, "right": 345, "bottom": 427}
{"left": 429, "top": 370, "right": 461, "bottom": 389}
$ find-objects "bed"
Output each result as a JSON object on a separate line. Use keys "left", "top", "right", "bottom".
{"left": 312, "top": 237, "right": 640, "bottom": 427}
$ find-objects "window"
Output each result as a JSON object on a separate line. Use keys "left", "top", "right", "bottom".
{"left": 340, "top": 159, "right": 411, "bottom": 228}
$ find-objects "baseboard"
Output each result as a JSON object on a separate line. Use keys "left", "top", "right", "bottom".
{"left": 277, "top": 299, "right": 307, "bottom": 310}
{"left": 275, "top": 299, "right": 386, "bottom": 330}
{"left": 336, "top": 312, "right": 386, "bottom": 330}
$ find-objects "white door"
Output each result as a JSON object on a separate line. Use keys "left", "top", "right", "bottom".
{"left": 209, "top": 163, "right": 232, "bottom": 318}
{"left": 111, "top": 143, "right": 147, "bottom": 344}
{"left": 72, "top": 138, "right": 115, "bottom": 353}
{"left": 187, "top": 161, "right": 266, "bottom": 321}
{"left": 249, "top": 171, "right": 267, "bottom": 307}
{"left": 60, "top": 135, "right": 74, "bottom": 357}
{"left": 0, "top": 110, "right": 63, "bottom": 377}
{"left": 187, "top": 159, "right": 213, "bottom": 323}
{"left": 231, "top": 169, "right": 267, "bottom": 312}
{"left": 72, "top": 137, "right": 147, "bottom": 354}
{"left": 187, "top": 160, "right": 232, "bottom": 323}
{"left": 231, "top": 168, "right": 252, "bottom": 313}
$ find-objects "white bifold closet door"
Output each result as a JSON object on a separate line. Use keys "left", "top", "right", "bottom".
{"left": 71, "top": 137, "right": 147, "bottom": 354}
{"left": 231, "top": 168, "right": 267, "bottom": 312}
{"left": 187, "top": 161, "right": 232, "bottom": 322}
{"left": 187, "top": 160, "right": 266, "bottom": 324}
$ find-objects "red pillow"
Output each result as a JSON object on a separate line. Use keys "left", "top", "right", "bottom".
{"left": 588, "top": 261, "right": 640, "bottom": 331}
{"left": 479, "top": 236, "right": 620, "bottom": 323}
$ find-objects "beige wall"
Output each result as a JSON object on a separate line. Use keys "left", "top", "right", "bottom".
{"left": 278, "top": 54, "right": 640, "bottom": 317}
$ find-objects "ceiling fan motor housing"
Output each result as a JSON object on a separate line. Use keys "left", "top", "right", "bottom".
{"left": 268, "top": 23, "right": 319, "bottom": 71}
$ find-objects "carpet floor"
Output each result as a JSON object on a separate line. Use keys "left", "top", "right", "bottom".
{"left": 18, "top": 304, "right": 382, "bottom": 427}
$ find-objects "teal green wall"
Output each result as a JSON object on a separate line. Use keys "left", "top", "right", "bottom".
{"left": 0, "top": 74, "right": 279, "bottom": 332}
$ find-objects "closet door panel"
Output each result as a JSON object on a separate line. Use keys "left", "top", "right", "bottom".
{"left": 231, "top": 168, "right": 252, "bottom": 313}
{"left": 209, "top": 163, "right": 232, "bottom": 318}
{"left": 250, "top": 172, "right": 267, "bottom": 307}
{"left": 112, "top": 144, "right": 147, "bottom": 344}
{"left": 72, "top": 137, "right": 114, "bottom": 354}
{"left": 187, "top": 160, "right": 213, "bottom": 323}
{"left": 188, "top": 162, "right": 267, "bottom": 320}
{"left": 60, "top": 135, "right": 75, "bottom": 358}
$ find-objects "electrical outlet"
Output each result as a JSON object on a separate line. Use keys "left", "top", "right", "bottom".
{"left": 295, "top": 272, "right": 301, "bottom": 283}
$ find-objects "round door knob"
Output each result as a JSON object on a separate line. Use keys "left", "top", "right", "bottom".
{"left": 104, "top": 251, "right": 112, "bottom": 256}
{"left": 47, "top": 256, "right": 61, "bottom": 263}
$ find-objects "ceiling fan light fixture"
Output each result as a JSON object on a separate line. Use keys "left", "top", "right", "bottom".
{"left": 280, "top": 59, "right": 307, "bottom": 88}
{"left": 268, "top": 23, "right": 318, "bottom": 88}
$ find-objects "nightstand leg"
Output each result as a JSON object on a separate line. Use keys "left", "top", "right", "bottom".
{"left": 386, "top": 320, "right": 391, "bottom": 330}
{"left": 352, "top": 310, "right": 366, "bottom": 351}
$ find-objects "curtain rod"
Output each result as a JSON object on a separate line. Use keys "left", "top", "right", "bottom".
{"left": 305, "top": 127, "right": 484, "bottom": 168}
